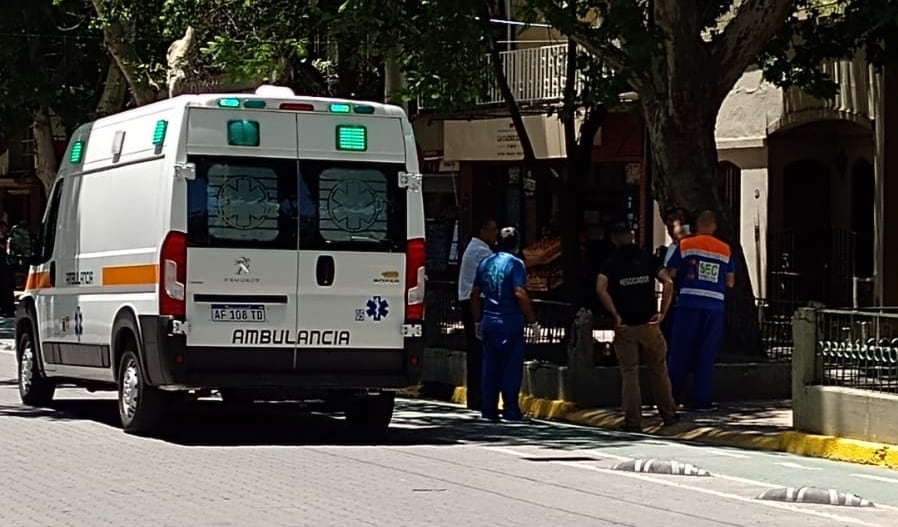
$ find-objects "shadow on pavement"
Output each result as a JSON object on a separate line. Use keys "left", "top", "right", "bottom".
{"left": 0, "top": 387, "right": 654, "bottom": 452}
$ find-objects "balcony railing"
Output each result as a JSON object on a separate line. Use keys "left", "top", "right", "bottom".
{"left": 778, "top": 55, "right": 879, "bottom": 129}
{"left": 483, "top": 44, "right": 585, "bottom": 106}
{"left": 419, "top": 44, "right": 587, "bottom": 109}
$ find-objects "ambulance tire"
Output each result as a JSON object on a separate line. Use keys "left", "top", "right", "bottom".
{"left": 345, "top": 392, "right": 394, "bottom": 438}
{"left": 17, "top": 325, "right": 56, "bottom": 407}
{"left": 117, "top": 349, "right": 167, "bottom": 435}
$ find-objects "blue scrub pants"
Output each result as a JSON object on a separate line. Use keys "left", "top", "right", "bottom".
{"left": 480, "top": 316, "right": 525, "bottom": 420}
{"left": 667, "top": 307, "right": 724, "bottom": 409}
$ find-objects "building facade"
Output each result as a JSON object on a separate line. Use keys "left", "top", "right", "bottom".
{"left": 415, "top": 27, "right": 895, "bottom": 309}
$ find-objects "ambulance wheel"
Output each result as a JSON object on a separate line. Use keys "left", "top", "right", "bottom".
{"left": 345, "top": 392, "right": 395, "bottom": 438}
{"left": 17, "top": 326, "right": 55, "bottom": 407}
{"left": 118, "top": 349, "right": 166, "bottom": 435}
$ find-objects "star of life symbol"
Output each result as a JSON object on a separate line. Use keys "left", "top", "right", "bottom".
{"left": 235, "top": 257, "right": 251, "bottom": 275}
{"left": 365, "top": 296, "right": 389, "bottom": 321}
{"left": 74, "top": 306, "right": 83, "bottom": 340}
{"left": 217, "top": 176, "right": 272, "bottom": 231}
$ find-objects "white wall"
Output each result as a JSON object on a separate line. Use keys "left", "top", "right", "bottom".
{"left": 716, "top": 68, "right": 784, "bottom": 147}
{"left": 713, "top": 69, "right": 784, "bottom": 299}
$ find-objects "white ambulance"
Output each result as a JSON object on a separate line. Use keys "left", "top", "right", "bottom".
{"left": 13, "top": 85, "right": 426, "bottom": 435}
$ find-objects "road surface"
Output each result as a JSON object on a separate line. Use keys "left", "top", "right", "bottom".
{"left": 1, "top": 347, "right": 897, "bottom": 526}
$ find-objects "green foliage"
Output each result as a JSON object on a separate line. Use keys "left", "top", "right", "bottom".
{"left": 161, "top": 0, "right": 316, "bottom": 86}
{"left": 759, "top": 0, "right": 898, "bottom": 99}
{"left": 529, "top": 0, "right": 898, "bottom": 102}
{"left": 1, "top": 0, "right": 106, "bottom": 147}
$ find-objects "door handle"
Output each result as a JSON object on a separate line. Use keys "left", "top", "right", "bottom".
{"left": 316, "top": 255, "right": 335, "bottom": 287}
{"left": 49, "top": 261, "right": 56, "bottom": 287}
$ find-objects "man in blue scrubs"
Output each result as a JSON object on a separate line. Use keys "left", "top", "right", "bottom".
{"left": 470, "top": 227, "right": 537, "bottom": 421}
{"left": 666, "top": 210, "right": 735, "bottom": 411}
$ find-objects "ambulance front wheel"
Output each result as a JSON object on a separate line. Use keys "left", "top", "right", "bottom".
{"left": 118, "top": 349, "right": 167, "bottom": 435}
{"left": 345, "top": 392, "right": 395, "bottom": 438}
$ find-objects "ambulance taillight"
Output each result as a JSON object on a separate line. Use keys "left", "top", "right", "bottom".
{"left": 159, "top": 231, "right": 187, "bottom": 318}
{"left": 404, "top": 238, "right": 425, "bottom": 321}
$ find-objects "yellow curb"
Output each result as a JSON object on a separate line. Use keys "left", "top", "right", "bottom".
{"left": 431, "top": 385, "right": 898, "bottom": 471}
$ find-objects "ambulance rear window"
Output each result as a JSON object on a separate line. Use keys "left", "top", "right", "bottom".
{"left": 186, "top": 156, "right": 406, "bottom": 251}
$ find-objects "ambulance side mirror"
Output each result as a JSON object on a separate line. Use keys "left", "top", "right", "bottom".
{"left": 7, "top": 226, "right": 35, "bottom": 270}
{"left": 175, "top": 162, "right": 196, "bottom": 181}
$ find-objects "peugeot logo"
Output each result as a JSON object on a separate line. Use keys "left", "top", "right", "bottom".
{"left": 235, "top": 257, "right": 251, "bottom": 275}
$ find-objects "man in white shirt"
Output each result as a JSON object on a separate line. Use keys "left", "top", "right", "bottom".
{"left": 658, "top": 208, "right": 689, "bottom": 353}
{"left": 458, "top": 217, "right": 498, "bottom": 411}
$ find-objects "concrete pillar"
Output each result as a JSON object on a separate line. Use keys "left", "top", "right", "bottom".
{"left": 875, "top": 65, "right": 898, "bottom": 304}
{"left": 791, "top": 307, "right": 819, "bottom": 432}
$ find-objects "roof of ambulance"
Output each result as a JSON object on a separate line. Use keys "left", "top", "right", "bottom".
{"left": 181, "top": 85, "right": 407, "bottom": 117}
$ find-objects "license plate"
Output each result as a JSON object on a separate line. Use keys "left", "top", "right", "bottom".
{"left": 210, "top": 304, "right": 266, "bottom": 323}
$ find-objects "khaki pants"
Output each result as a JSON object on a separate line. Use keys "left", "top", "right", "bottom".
{"left": 613, "top": 324, "right": 677, "bottom": 428}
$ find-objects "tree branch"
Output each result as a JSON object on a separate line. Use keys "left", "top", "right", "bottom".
{"left": 711, "top": 0, "right": 795, "bottom": 102}
{"left": 478, "top": 2, "right": 537, "bottom": 164}
{"left": 654, "top": 0, "right": 703, "bottom": 97}
{"left": 569, "top": 34, "right": 645, "bottom": 93}
{"left": 90, "top": 0, "right": 157, "bottom": 105}
{"left": 578, "top": 106, "right": 606, "bottom": 154}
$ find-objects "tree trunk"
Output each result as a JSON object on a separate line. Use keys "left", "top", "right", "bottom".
{"left": 383, "top": 49, "right": 405, "bottom": 109}
{"left": 644, "top": 101, "right": 762, "bottom": 357}
{"left": 90, "top": 1, "right": 157, "bottom": 105}
{"left": 95, "top": 62, "right": 128, "bottom": 118}
{"left": 479, "top": 1, "right": 536, "bottom": 247}
{"left": 32, "top": 107, "right": 58, "bottom": 196}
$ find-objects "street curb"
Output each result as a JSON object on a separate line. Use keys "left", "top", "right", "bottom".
{"left": 415, "top": 384, "right": 898, "bottom": 471}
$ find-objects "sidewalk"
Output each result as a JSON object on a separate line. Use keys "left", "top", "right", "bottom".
{"left": 426, "top": 386, "right": 898, "bottom": 471}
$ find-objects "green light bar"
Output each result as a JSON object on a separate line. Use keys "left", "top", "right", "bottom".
{"left": 329, "top": 103, "right": 352, "bottom": 113}
{"left": 152, "top": 120, "right": 168, "bottom": 146}
{"left": 243, "top": 100, "right": 266, "bottom": 109}
{"left": 336, "top": 125, "right": 367, "bottom": 152}
{"left": 69, "top": 140, "right": 84, "bottom": 164}
{"left": 227, "top": 120, "right": 260, "bottom": 147}
{"left": 217, "top": 98, "right": 241, "bottom": 108}
{"left": 353, "top": 105, "right": 375, "bottom": 114}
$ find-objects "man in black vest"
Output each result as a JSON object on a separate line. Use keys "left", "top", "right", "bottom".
{"left": 596, "top": 222, "right": 678, "bottom": 432}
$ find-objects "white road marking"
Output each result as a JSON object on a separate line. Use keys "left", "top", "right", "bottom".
{"left": 487, "top": 445, "right": 630, "bottom": 462}
{"left": 555, "top": 461, "right": 886, "bottom": 526}
{"left": 776, "top": 461, "right": 823, "bottom": 471}
{"left": 644, "top": 437, "right": 753, "bottom": 459}
{"left": 852, "top": 474, "right": 898, "bottom": 484}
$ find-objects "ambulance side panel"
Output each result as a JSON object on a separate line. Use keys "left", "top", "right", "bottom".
{"left": 38, "top": 105, "right": 180, "bottom": 383}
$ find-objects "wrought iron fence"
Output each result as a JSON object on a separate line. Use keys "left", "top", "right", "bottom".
{"left": 424, "top": 280, "right": 574, "bottom": 364}
{"left": 816, "top": 309, "right": 898, "bottom": 394}
{"left": 426, "top": 280, "right": 803, "bottom": 366}
{"left": 755, "top": 298, "right": 803, "bottom": 362}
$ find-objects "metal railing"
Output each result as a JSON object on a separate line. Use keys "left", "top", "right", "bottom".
{"left": 426, "top": 280, "right": 803, "bottom": 366}
{"left": 424, "top": 280, "right": 574, "bottom": 364}
{"left": 755, "top": 298, "right": 804, "bottom": 362}
{"left": 815, "top": 309, "right": 898, "bottom": 394}
{"left": 418, "top": 44, "right": 587, "bottom": 109}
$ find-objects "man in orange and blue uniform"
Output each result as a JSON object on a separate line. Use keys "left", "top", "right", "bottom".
{"left": 666, "top": 210, "right": 735, "bottom": 411}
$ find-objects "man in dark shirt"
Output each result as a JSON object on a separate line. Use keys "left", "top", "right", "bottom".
{"left": 596, "top": 222, "right": 678, "bottom": 432}
{"left": 470, "top": 226, "right": 537, "bottom": 422}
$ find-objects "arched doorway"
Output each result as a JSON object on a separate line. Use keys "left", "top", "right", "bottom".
{"left": 851, "top": 159, "right": 874, "bottom": 278}
{"left": 851, "top": 159, "right": 875, "bottom": 305}
{"left": 718, "top": 161, "right": 741, "bottom": 243}
{"left": 773, "top": 158, "right": 838, "bottom": 305}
